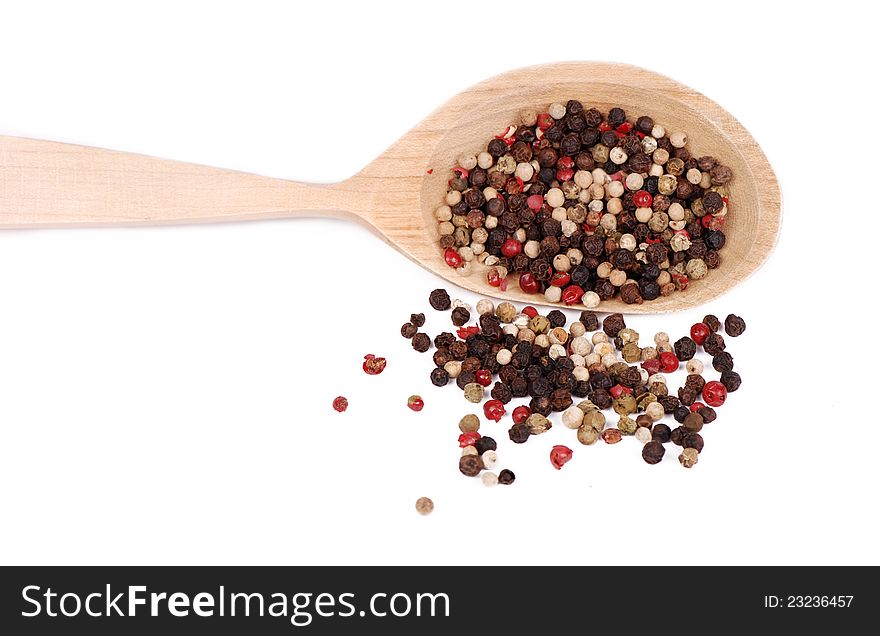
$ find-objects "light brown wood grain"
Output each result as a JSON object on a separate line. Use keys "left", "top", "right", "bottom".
{"left": 0, "top": 62, "right": 780, "bottom": 314}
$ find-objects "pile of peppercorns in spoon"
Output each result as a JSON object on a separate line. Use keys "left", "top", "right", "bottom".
{"left": 401, "top": 288, "right": 745, "bottom": 484}
{"left": 435, "top": 101, "right": 732, "bottom": 307}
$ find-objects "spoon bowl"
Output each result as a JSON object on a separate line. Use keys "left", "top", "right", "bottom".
{"left": 0, "top": 62, "right": 780, "bottom": 313}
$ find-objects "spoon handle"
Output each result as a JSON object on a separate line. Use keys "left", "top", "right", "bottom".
{"left": 0, "top": 135, "right": 362, "bottom": 228}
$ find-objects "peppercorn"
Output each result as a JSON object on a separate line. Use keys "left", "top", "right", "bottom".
{"left": 642, "top": 441, "right": 665, "bottom": 465}
{"left": 682, "top": 432, "right": 704, "bottom": 453}
{"left": 683, "top": 412, "right": 704, "bottom": 433}
{"left": 673, "top": 337, "right": 697, "bottom": 361}
{"left": 652, "top": 423, "right": 672, "bottom": 443}
{"left": 618, "top": 415, "right": 638, "bottom": 435}
{"left": 412, "top": 332, "right": 431, "bottom": 352}
{"left": 602, "top": 428, "right": 622, "bottom": 444}
{"left": 720, "top": 370, "right": 742, "bottom": 392}
{"left": 434, "top": 332, "right": 456, "bottom": 349}
{"left": 363, "top": 354, "right": 387, "bottom": 375}
{"left": 415, "top": 496, "right": 434, "bottom": 515}
{"left": 712, "top": 352, "right": 734, "bottom": 372}
{"left": 429, "top": 289, "right": 451, "bottom": 311}
{"left": 401, "top": 322, "right": 418, "bottom": 339}
{"left": 702, "top": 314, "right": 721, "bottom": 333}
{"left": 525, "top": 413, "right": 552, "bottom": 435}
{"left": 550, "top": 445, "right": 574, "bottom": 470}
{"left": 703, "top": 333, "right": 726, "bottom": 356}
{"left": 475, "top": 436, "right": 497, "bottom": 454}
{"left": 332, "top": 396, "right": 348, "bottom": 413}
{"left": 603, "top": 313, "right": 626, "bottom": 337}
{"left": 430, "top": 368, "right": 449, "bottom": 386}
{"left": 724, "top": 314, "right": 746, "bottom": 337}
{"left": 577, "top": 424, "right": 600, "bottom": 445}
{"left": 459, "top": 454, "right": 483, "bottom": 477}
{"left": 498, "top": 469, "right": 516, "bottom": 485}
{"left": 670, "top": 426, "right": 688, "bottom": 446}
{"left": 678, "top": 448, "right": 699, "bottom": 468}
{"left": 698, "top": 406, "right": 717, "bottom": 423}
{"left": 508, "top": 423, "right": 531, "bottom": 444}
{"left": 450, "top": 306, "right": 470, "bottom": 327}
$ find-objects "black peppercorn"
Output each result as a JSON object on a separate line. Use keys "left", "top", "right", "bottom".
{"left": 652, "top": 423, "right": 672, "bottom": 444}
{"left": 712, "top": 351, "right": 735, "bottom": 372}
{"left": 673, "top": 337, "right": 697, "bottom": 361}
{"left": 684, "top": 374, "right": 705, "bottom": 393}
{"left": 602, "top": 313, "right": 626, "bottom": 337}
{"left": 682, "top": 432, "right": 704, "bottom": 453}
{"left": 591, "top": 388, "right": 612, "bottom": 410}
{"left": 449, "top": 341, "right": 468, "bottom": 360}
{"left": 412, "top": 332, "right": 431, "bottom": 353}
{"left": 678, "top": 387, "right": 697, "bottom": 406}
{"left": 529, "top": 396, "right": 552, "bottom": 416}
{"left": 720, "top": 370, "right": 742, "bottom": 392}
{"left": 410, "top": 313, "right": 425, "bottom": 328}
{"left": 400, "top": 322, "right": 417, "bottom": 339}
{"left": 659, "top": 395, "right": 681, "bottom": 414}
{"left": 498, "top": 469, "right": 516, "bottom": 485}
{"left": 429, "top": 368, "right": 449, "bottom": 387}
{"left": 491, "top": 382, "right": 513, "bottom": 404}
{"left": 546, "top": 309, "right": 566, "bottom": 328}
{"left": 433, "top": 348, "right": 451, "bottom": 368}
{"left": 724, "top": 314, "right": 746, "bottom": 337}
{"left": 429, "top": 289, "right": 451, "bottom": 311}
{"left": 702, "top": 314, "right": 721, "bottom": 333}
{"left": 508, "top": 423, "right": 531, "bottom": 444}
{"left": 456, "top": 371, "right": 477, "bottom": 390}
{"left": 642, "top": 441, "right": 665, "bottom": 465}
{"left": 475, "top": 436, "right": 497, "bottom": 454}
{"left": 608, "top": 107, "right": 626, "bottom": 127}
{"left": 703, "top": 333, "right": 726, "bottom": 356}
{"left": 673, "top": 405, "right": 690, "bottom": 423}
{"left": 698, "top": 406, "right": 717, "bottom": 424}
{"left": 683, "top": 412, "right": 704, "bottom": 433}
{"left": 451, "top": 306, "right": 470, "bottom": 327}
{"left": 579, "top": 311, "right": 599, "bottom": 331}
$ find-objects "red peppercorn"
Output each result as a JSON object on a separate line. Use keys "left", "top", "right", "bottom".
{"left": 641, "top": 358, "right": 661, "bottom": 375}
{"left": 475, "top": 369, "right": 493, "bottom": 387}
{"left": 615, "top": 121, "right": 633, "bottom": 133}
{"left": 457, "top": 326, "right": 479, "bottom": 339}
{"left": 536, "top": 113, "right": 553, "bottom": 130}
{"left": 550, "top": 445, "right": 573, "bottom": 470}
{"left": 519, "top": 272, "right": 539, "bottom": 294}
{"left": 362, "top": 354, "right": 387, "bottom": 375}
{"left": 550, "top": 271, "right": 571, "bottom": 287}
{"left": 658, "top": 351, "right": 680, "bottom": 373}
{"left": 561, "top": 285, "right": 585, "bottom": 305}
{"left": 522, "top": 305, "right": 538, "bottom": 318}
{"left": 487, "top": 268, "right": 504, "bottom": 287}
{"left": 407, "top": 395, "right": 424, "bottom": 412}
{"left": 444, "top": 248, "right": 462, "bottom": 268}
{"left": 702, "top": 381, "right": 727, "bottom": 407}
{"left": 557, "top": 156, "right": 574, "bottom": 169}
{"left": 598, "top": 121, "right": 612, "bottom": 132}
{"left": 512, "top": 405, "right": 532, "bottom": 425}
{"left": 690, "top": 323, "right": 710, "bottom": 345}
{"left": 458, "top": 431, "right": 481, "bottom": 448}
{"left": 690, "top": 401, "right": 705, "bottom": 413}
{"left": 609, "top": 170, "right": 624, "bottom": 182}
{"left": 633, "top": 189, "right": 653, "bottom": 208}
{"left": 556, "top": 167, "right": 574, "bottom": 182}
{"left": 609, "top": 384, "right": 632, "bottom": 398}
{"left": 483, "top": 399, "right": 506, "bottom": 422}
{"left": 527, "top": 194, "right": 544, "bottom": 211}
{"left": 501, "top": 238, "right": 522, "bottom": 258}
{"left": 332, "top": 396, "right": 348, "bottom": 412}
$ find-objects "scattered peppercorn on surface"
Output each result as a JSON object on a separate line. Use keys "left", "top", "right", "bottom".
{"left": 436, "top": 101, "right": 732, "bottom": 306}
{"left": 391, "top": 288, "right": 745, "bottom": 509}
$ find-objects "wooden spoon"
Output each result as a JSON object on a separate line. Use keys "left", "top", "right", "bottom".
{"left": 0, "top": 62, "right": 780, "bottom": 313}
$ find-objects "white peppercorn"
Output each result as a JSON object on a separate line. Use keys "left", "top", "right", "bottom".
{"left": 548, "top": 343, "right": 567, "bottom": 359}
{"left": 496, "top": 348, "right": 513, "bottom": 365}
{"left": 572, "top": 363, "right": 589, "bottom": 379}
{"left": 544, "top": 286, "right": 562, "bottom": 303}
{"left": 545, "top": 188, "right": 565, "bottom": 208}
{"left": 574, "top": 170, "right": 593, "bottom": 188}
{"left": 592, "top": 332, "right": 609, "bottom": 345}
{"left": 476, "top": 299, "right": 494, "bottom": 315}
{"left": 645, "top": 402, "right": 665, "bottom": 422}
{"left": 562, "top": 405, "right": 585, "bottom": 429}
{"left": 444, "top": 360, "right": 462, "bottom": 378}
{"left": 569, "top": 321, "right": 586, "bottom": 338}
{"left": 635, "top": 207, "right": 653, "bottom": 223}
{"left": 582, "top": 291, "right": 600, "bottom": 309}
{"left": 477, "top": 151, "right": 494, "bottom": 169}
{"left": 446, "top": 190, "right": 462, "bottom": 206}
{"left": 548, "top": 102, "right": 566, "bottom": 119}
{"left": 462, "top": 445, "right": 479, "bottom": 457}
{"left": 481, "top": 450, "right": 498, "bottom": 470}
{"left": 552, "top": 253, "right": 572, "bottom": 272}
{"left": 686, "top": 359, "right": 704, "bottom": 374}
{"left": 625, "top": 172, "right": 644, "bottom": 191}
{"left": 669, "top": 131, "right": 687, "bottom": 148}
{"left": 524, "top": 240, "right": 541, "bottom": 258}
{"left": 634, "top": 427, "right": 653, "bottom": 444}
{"left": 481, "top": 471, "right": 499, "bottom": 487}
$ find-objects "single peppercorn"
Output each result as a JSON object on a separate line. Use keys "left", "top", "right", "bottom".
{"left": 579, "top": 311, "right": 599, "bottom": 331}
{"left": 498, "top": 468, "right": 516, "bottom": 485}
{"left": 508, "top": 423, "right": 531, "bottom": 444}
{"left": 670, "top": 426, "right": 688, "bottom": 446}
{"left": 451, "top": 306, "right": 471, "bottom": 326}
{"left": 712, "top": 351, "right": 735, "bottom": 372}
{"left": 400, "top": 322, "right": 418, "bottom": 339}
{"left": 430, "top": 368, "right": 449, "bottom": 386}
{"left": 642, "top": 441, "right": 665, "bottom": 465}
{"left": 332, "top": 396, "right": 348, "bottom": 413}
{"left": 724, "top": 314, "right": 746, "bottom": 337}
{"left": 678, "top": 448, "right": 699, "bottom": 468}
{"left": 683, "top": 411, "right": 704, "bottom": 433}
{"left": 603, "top": 313, "right": 626, "bottom": 337}
{"left": 475, "top": 436, "right": 497, "bottom": 454}
{"left": 702, "top": 333, "right": 726, "bottom": 356}
{"left": 459, "top": 454, "right": 483, "bottom": 477}
{"left": 429, "top": 288, "right": 451, "bottom": 311}
{"left": 652, "top": 423, "right": 672, "bottom": 443}
{"left": 412, "top": 332, "right": 431, "bottom": 352}
{"left": 410, "top": 313, "right": 426, "bottom": 328}
{"left": 673, "top": 337, "right": 697, "bottom": 361}
{"left": 720, "top": 370, "right": 742, "bottom": 392}
{"left": 415, "top": 496, "right": 434, "bottom": 515}
{"left": 683, "top": 432, "right": 704, "bottom": 453}
{"left": 702, "top": 314, "right": 721, "bottom": 333}
{"left": 698, "top": 406, "right": 717, "bottom": 423}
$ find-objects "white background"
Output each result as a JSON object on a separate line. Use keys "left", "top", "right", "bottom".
{"left": 1, "top": 1, "right": 877, "bottom": 565}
